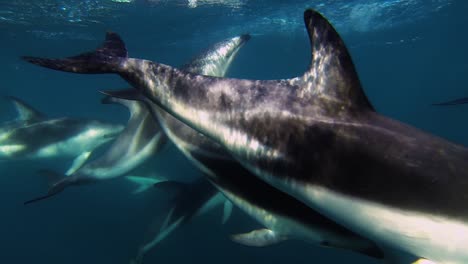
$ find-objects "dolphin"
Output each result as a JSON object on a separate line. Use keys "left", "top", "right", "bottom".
{"left": 21, "top": 9, "right": 456, "bottom": 263}
{"left": 433, "top": 97, "right": 468, "bottom": 106}
{"left": 23, "top": 95, "right": 167, "bottom": 204}
{"left": 94, "top": 33, "right": 389, "bottom": 260}
{"left": 104, "top": 47, "right": 388, "bottom": 261}
{"left": 0, "top": 96, "right": 123, "bottom": 167}
{"left": 132, "top": 178, "right": 230, "bottom": 264}
{"left": 22, "top": 29, "right": 391, "bottom": 261}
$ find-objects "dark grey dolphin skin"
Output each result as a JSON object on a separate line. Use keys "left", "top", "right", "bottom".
{"left": 23, "top": 9, "right": 467, "bottom": 263}
{"left": 23, "top": 96, "right": 167, "bottom": 204}
{"left": 22, "top": 25, "right": 388, "bottom": 263}
{"left": 0, "top": 96, "right": 123, "bottom": 162}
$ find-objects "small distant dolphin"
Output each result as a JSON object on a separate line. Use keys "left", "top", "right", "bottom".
{"left": 23, "top": 96, "right": 167, "bottom": 204}
{"left": 23, "top": 8, "right": 468, "bottom": 264}
{"left": 0, "top": 96, "right": 123, "bottom": 166}
{"left": 433, "top": 97, "right": 468, "bottom": 106}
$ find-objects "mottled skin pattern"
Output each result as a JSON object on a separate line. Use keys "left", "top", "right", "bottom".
{"left": 24, "top": 33, "right": 387, "bottom": 259}
{"left": 116, "top": 10, "right": 468, "bottom": 263}
{"left": 115, "top": 11, "right": 468, "bottom": 220}
{"left": 136, "top": 36, "right": 384, "bottom": 259}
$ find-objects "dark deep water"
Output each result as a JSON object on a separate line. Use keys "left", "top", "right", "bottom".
{"left": 1, "top": 0, "right": 467, "bottom": 263}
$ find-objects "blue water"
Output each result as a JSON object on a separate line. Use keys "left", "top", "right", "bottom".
{"left": 1, "top": 0, "right": 467, "bottom": 263}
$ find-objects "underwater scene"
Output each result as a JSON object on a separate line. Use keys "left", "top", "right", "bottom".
{"left": 1, "top": 0, "right": 468, "bottom": 263}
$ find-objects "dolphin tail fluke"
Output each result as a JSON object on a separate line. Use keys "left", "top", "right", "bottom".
{"left": 24, "top": 169, "right": 69, "bottom": 205}
{"left": 432, "top": 97, "right": 468, "bottom": 106}
{"left": 22, "top": 32, "right": 127, "bottom": 74}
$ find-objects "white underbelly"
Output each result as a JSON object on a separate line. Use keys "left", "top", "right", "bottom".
{"left": 301, "top": 185, "right": 468, "bottom": 264}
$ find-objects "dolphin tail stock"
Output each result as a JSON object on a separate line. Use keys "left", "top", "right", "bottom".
{"left": 432, "top": 97, "right": 468, "bottom": 106}
{"left": 24, "top": 169, "right": 69, "bottom": 205}
{"left": 22, "top": 31, "right": 127, "bottom": 74}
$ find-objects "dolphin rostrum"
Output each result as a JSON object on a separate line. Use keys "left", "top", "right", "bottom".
{"left": 22, "top": 9, "right": 461, "bottom": 263}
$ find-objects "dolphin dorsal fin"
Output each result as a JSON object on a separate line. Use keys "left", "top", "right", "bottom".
{"left": 6, "top": 96, "right": 44, "bottom": 123}
{"left": 100, "top": 89, "right": 146, "bottom": 120}
{"left": 301, "top": 9, "right": 374, "bottom": 111}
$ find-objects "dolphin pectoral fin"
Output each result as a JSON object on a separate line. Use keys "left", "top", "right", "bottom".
{"left": 22, "top": 32, "right": 127, "bottom": 74}
{"left": 4, "top": 96, "right": 44, "bottom": 123}
{"left": 222, "top": 200, "right": 233, "bottom": 224}
{"left": 24, "top": 169, "right": 68, "bottom": 205}
{"left": 432, "top": 97, "right": 468, "bottom": 106}
{"left": 65, "top": 151, "right": 92, "bottom": 176}
{"left": 125, "top": 175, "right": 167, "bottom": 194}
{"left": 231, "top": 228, "right": 286, "bottom": 247}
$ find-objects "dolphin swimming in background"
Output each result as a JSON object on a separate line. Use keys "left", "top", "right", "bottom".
{"left": 132, "top": 178, "right": 231, "bottom": 264}
{"left": 0, "top": 96, "right": 123, "bottom": 167}
{"left": 433, "top": 97, "right": 468, "bottom": 106}
{"left": 23, "top": 95, "right": 167, "bottom": 204}
{"left": 22, "top": 8, "right": 468, "bottom": 263}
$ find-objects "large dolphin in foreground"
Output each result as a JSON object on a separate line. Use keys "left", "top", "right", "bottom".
{"left": 21, "top": 9, "right": 464, "bottom": 263}
{"left": 22, "top": 28, "right": 390, "bottom": 263}
{"left": 105, "top": 35, "right": 387, "bottom": 263}
{"left": 0, "top": 96, "right": 123, "bottom": 166}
